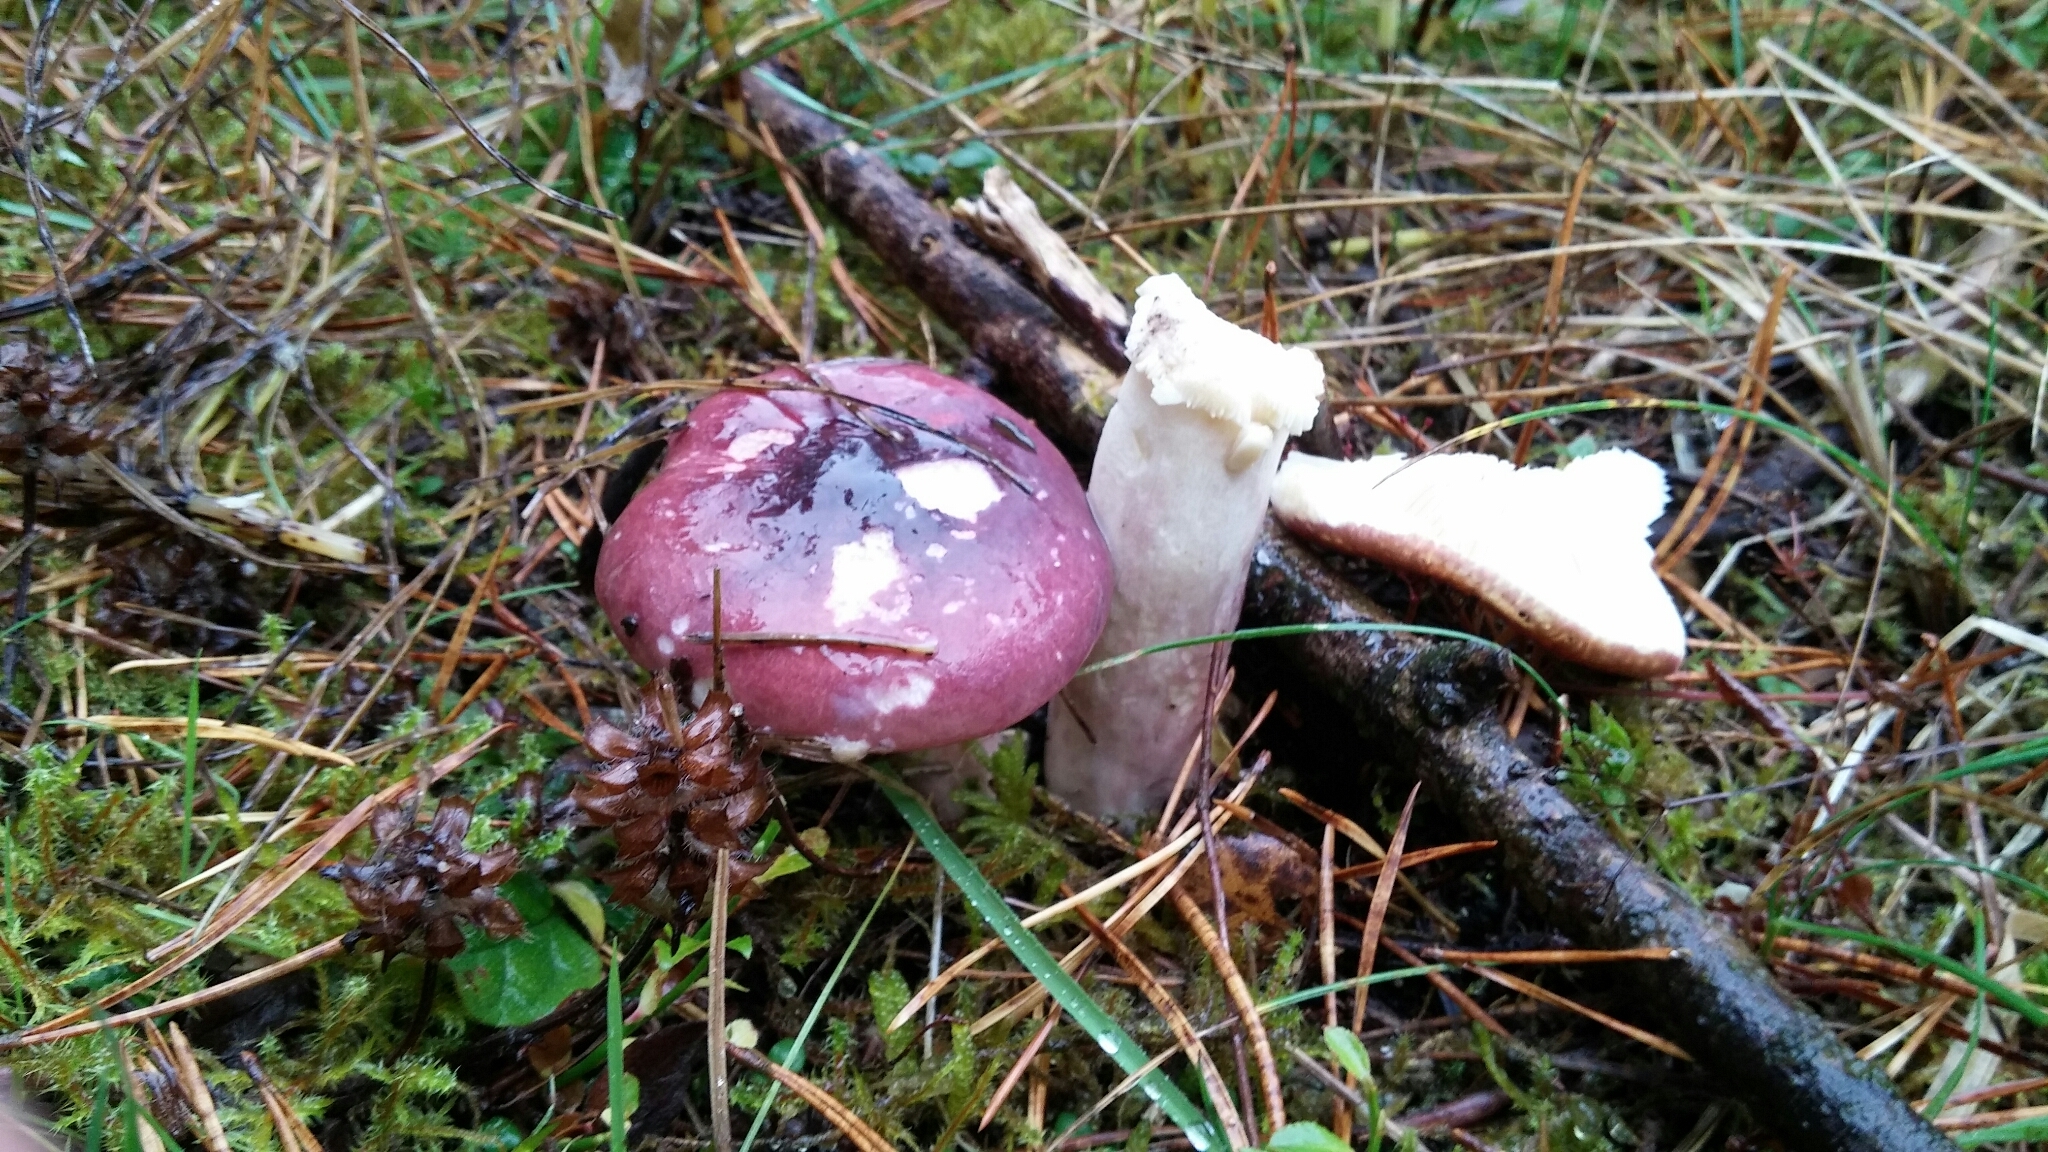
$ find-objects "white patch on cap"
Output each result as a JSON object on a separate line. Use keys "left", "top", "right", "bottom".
{"left": 895, "top": 459, "right": 1004, "bottom": 522}
{"left": 656, "top": 636, "right": 676, "bottom": 657}
{"left": 926, "top": 544, "right": 947, "bottom": 559}
{"left": 822, "top": 736, "right": 871, "bottom": 763}
{"left": 726, "top": 428, "right": 795, "bottom": 463}
{"left": 826, "top": 530, "right": 911, "bottom": 627}
{"left": 869, "top": 673, "right": 935, "bottom": 714}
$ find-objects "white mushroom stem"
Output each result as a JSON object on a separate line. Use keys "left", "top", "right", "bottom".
{"left": 1046, "top": 274, "right": 1323, "bottom": 818}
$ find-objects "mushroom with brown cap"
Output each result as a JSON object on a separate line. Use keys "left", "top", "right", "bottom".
{"left": 1045, "top": 274, "right": 1324, "bottom": 818}
{"left": 1270, "top": 447, "right": 1687, "bottom": 677}
{"left": 594, "top": 358, "right": 1113, "bottom": 765}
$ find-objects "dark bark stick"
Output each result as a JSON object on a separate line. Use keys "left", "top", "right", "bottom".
{"left": 742, "top": 70, "right": 1119, "bottom": 474}
{"left": 1242, "top": 530, "right": 1955, "bottom": 1152}
{"left": 742, "top": 69, "right": 1959, "bottom": 1152}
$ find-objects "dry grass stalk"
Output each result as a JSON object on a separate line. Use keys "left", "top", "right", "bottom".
{"left": 1067, "top": 888, "right": 1253, "bottom": 1149}
{"left": 1464, "top": 965, "right": 1691, "bottom": 1060}
{"left": 164, "top": 1023, "right": 231, "bottom": 1152}
{"left": 728, "top": 1044, "right": 894, "bottom": 1152}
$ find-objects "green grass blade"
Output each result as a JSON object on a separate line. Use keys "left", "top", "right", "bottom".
{"left": 0, "top": 579, "right": 107, "bottom": 641}
{"left": 1456, "top": 398, "right": 1948, "bottom": 563}
{"left": 1820, "top": 858, "right": 2048, "bottom": 911}
{"left": 1793, "top": 735, "right": 2048, "bottom": 872}
{"left": 1770, "top": 917, "right": 2046, "bottom": 1026}
{"left": 689, "top": 0, "right": 913, "bottom": 100}
{"left": 737, "top": 846, "right": 913, "bottom": 1152}
{"left": 1956, "top": 1116, "right": 2048, "bottom": 1147}
{"left": 1726, "top": 0, "right": 1744, "bottom": 77}
{"left": 607, "top": 953, "right": 627, "bottom": 1152}
{"left": 753, "top": 69, "right": 872, "bottom": 130}
{"left": 881, "top": 780, "right": 1221, "bottom": 1152}
{"left": 1922, "top": 737, "right": 2048, "bottom": 785}
{"left": 1256, "top": 965, "right": 1448, "bottom": 1014}
{"left": 1922, "top": 911, "right": 1987, "bottom": 1118}
{"left": 1077, "top": 622, "right": 1560, "bottom": 704}
{"left": 869, "top": 44, "right": 1127, "bottom": 134}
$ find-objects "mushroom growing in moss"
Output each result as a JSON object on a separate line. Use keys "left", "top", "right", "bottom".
{"left": 1045, "top": 274, "right": 1324, "bottom": 818}
{"left": 594, "top": 359, "right": 1113, "bottom": 763}
{"left": 1270, "top": 447, "right": 1687, "bottom": 677}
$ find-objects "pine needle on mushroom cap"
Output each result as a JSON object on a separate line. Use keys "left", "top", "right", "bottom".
{"left": 1271, "top": 449, "right": 1686, "bottom": 678}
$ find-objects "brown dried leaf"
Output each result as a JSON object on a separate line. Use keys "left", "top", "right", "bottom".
{"left": 1179, "top": 832, "right": 1317, "bottom": 931}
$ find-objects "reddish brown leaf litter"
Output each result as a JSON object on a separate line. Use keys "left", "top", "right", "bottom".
{"left": 0, "top": 337, "right": 101, "bottom": 470}
{"left": 324, "top": 799, "right": 521, "bottom": 959}
{"left": 573, "top": 676, "right": 773, "bottom": 909}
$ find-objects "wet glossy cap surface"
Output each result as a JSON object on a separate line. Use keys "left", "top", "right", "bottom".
{"left": 596, "top": 359, "right": 1112, "bottom": 758}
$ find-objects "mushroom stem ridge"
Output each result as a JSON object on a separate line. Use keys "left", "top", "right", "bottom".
{"left": 1045, "top": 274, "right": 1324, "bottom": 818}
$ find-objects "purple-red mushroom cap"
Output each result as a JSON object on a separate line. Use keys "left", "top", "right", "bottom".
{"left": 595, "top": 359, "right": 1113, "bottom": 761}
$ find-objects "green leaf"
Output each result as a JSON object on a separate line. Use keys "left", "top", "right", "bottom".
{"left": 895, "top": 152, "right": 944, "bottom": 180}
{"left": 1264, "top": 1121, "right": 1353, "bottom": 1152}
{"left": 0, "top": 199, "right": 93, "bottom": 230}
{"left": 447, "top": 878, "right": 604, "bottom": 1026}
{"left": 497, "top": 873, "right": 557, "bottom": 920}
{"left": 1322, "top": 1026, "right": 1373, "bottom": 1085}
{"left": 943, "top": 140, "right": 999, "bottom": 172}
{"left": 753, "top": 828, "right": 824, "bottom": 885}
{"left": 550, "top": 879, "right": 608, "bottom": 945}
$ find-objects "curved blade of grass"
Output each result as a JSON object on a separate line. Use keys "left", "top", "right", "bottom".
{"left": 607, "top": 953, "right": 627, "bottom": 1152}
{"left": 1922, "top": 907, "right": 1988, "bottom": 1117}
{"left": 1078, "top": 622, "right": 1561, "bottom": 704}
{"left": 689, "top": 0, "right": 911, "bottom": 102}
{"left": 1955, "top": 1116, "right": 2048, "bottom": 1147}
{"left": 1416, "top": 397, "right": 1950, "bottom": 565}
{"left": 868, "top": 43, "right": 1128, "bottom": 135}
{"left": 737, "top": 846, "right": 912, "bottom": 1152}
{"left": 1809, "top": 859, "right": 2048, "bottom": 912}
{"left": 1769, "top": 917, "right": 2046, "bottom": 1027}
{"left": 1255, "top": 965, "right": 1449, "bottom": 1014}
{"left": 1753, "top": 736, "right": 2048, "bottom": 901}
{"left": 880, "top": 780, "right": 1222, "bottom": 1152}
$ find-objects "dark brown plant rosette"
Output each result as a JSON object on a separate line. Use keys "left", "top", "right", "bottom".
{"left": 0, "top": 336, "right": 102, "bottom": 467}
{"left": 326, "top": 798, "right": 522, "bottom": 959}
{"left": 572, "top": 674, "right": 774, "bottom": 911}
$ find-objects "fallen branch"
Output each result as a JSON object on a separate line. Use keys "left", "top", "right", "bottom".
{"left": 743, "top": 70, "right": 1959, "bottom": 1152}
{"left": 1241, "top": 533, "right": 1956, "bottom": 1151}
{"left": 0, "top": 217, "right": 258, "bottom": 324}
{"left": 742, "top": 68, "right": 1120, "bottom": 472}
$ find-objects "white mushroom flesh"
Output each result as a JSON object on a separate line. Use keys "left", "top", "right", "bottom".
{"left": 1046, "top": 274, "right": 1324, "bottom": 818}
{"left": 1269, "top": 447, "right": 1688, "bottom": 677}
